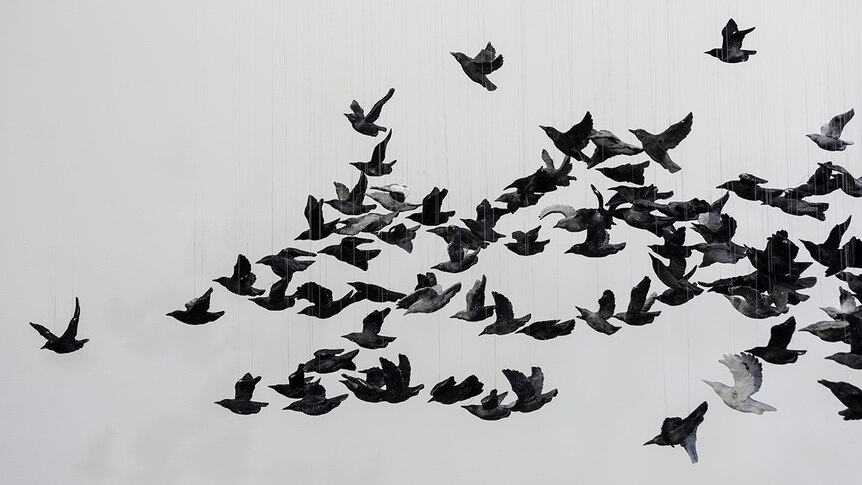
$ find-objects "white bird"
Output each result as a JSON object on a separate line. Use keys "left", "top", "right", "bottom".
{"left": 806, "top": 109, "right": 854, "bottom": 151}
{"left": 703, "top": 353, "right": 776, "bottom": 414}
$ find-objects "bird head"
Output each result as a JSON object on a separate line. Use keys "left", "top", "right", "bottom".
{"left": 538, "top": 126, "right": 559, "bottom": 139}
{"left": 701, "top": 380, "right": 723, "bottom": 393}
{"left": 704, "top": 48, "right": 723, "bottom": 59}
{"left": 256, "top": 255, "right": 277, "bottom": 266}
{"left": 166, "top": 310, "right": 182, "bottom": 318}
{"left": 628, "top": 129, "right": 648, "bottom": 140}
{"left": 344, "top": 113, "right": 358, "bottom": 123}
{"left": 214, "top": 399, "right": 229, "bottom": 406}
{"left": 450, "top": 52, "right": 469, "bottom": 64}
{"left": 643, "top": 435, "right": 662, "bottom": 446}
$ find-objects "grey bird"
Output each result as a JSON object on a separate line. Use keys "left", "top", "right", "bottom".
{"left": 318, "top": 236, "right": 381, "bottom": 271}
{"left": 303, "top": 348, "right": 360, "bottom": 374}
{"left": 250, "top": 277, "right": 296, "bottom": 311}
{"left": 284, "top": 384, "right": 348, "bottom": 416}
{"left": 432, "top": 240, "right": 480, "bottom": 274}
{"left": 167, "top": 288, "right": 225, "bottom": 326}
{"left": 256, "top": 247, "right": 315, "bottom": 282}
{"left": 596, "top": 160, "right": 650, "bottom": 185}
{"left": 825, "top": 313, "right": 862, "bottom": 369}
{"left": 690, "top": 241, "right": 749, "bottom": 267}
{"left": 269, "top": 363, "right": 320, "bottom": 399}
{"left": 463, "top": 390, "right": 514, "bottom": 421}
{"left": 747, "top": 317, "right": 807, "bottom": 365}
{"left": 582, "top": 129, "right": 644, "bottom": 168}
{"left": 350, "top": 130, "right": 398, "bottom": 176}
{"left": 818, "top": 380, "right": 862, "bottom": 420}
{"left": 629, "top": 112, "right": 693, "bottom": 173}
{"left": 502, "top": 367, "right": 558, "bottom": 413}
{"left": 450, "top": 42, "right": 504, "bottom": 91}
{"left": 336, "top": 211, "right": 398, "bottom": 236}
{"left": 479, "top": 292, "right": 531, "bottom": 336}
{"left": 30, "top": 297, "right": 89, "bottom": 353}
{"left": 723, "top": 287, "right": 787, "bottom": 319}
{"left": 807, "top": 109, "right": 854, "bottom": 151}
{"left": 540, "top": 112, "right": 593, "bottom": 158}
{"left": 837, "top": 271, "right": 862, "bottom": 296}
{"left": 576, "top": 290, "right": 621, "bottom": 335}
{"left": 326, "top": 173, "right": 376, "bottom": 215}
{"left": 296, "top": 195, "right": 340, "bottom": 241}
{"left": 215, "top": 373, "right": 268, "bottom": 415}
{"left": 376, "top": 223, "right": 419, "bottom": 253}
{"left": 517, "top": 319, "right": 576, "bottom": 340}
{"left": 342, "top": 308, "right": 396, "bottom": 350}
{"left": 379, "top": 354, "right": 425, "bottom": 403}
{"left": 346, "top": 282, "right": 405, "bottom": 303}
{"left": 703, "top": 353, "right": 776, "bottom": 414}
{"left": 820, "top": 287, "right": 860, "bottom": 320}
{"left": 397, "top": 281, "right": 462, "bottom": 315}
{"left": 643, "top": 402, "right": 708, "bottom": 464}
{"left": 451, "top": 275, "right": 495, "bottom": 322}
{"left": 366, "top": 184, "right": 422, "bottom": 212}
{"left": 505, "top": 226, "right": 549, "bottom": 256}
{"left": 694, "top": 192, "right": 732, "bottom": 235}
{"left": 429, "top": 375, "right": 484, "bottom": 404}
{"left": 613, "top": 276, "right": 661, "bottom": 326}
{"left": 345, "top": 87, "right": 395, "bottom": 136}
{"left": 799, "top": 319, "right": 850, "bottom": 344}
{"left": 428, "top": 225, "right": 490, "bottom": 251}
{"left": 705, "top": 18, "right": 756, "bottom": 63}
{"left": 605, "top": 184, "right": 674, "bottom": 211}
{"left": 214, "top": 254, "right": 264, "bottom": 296}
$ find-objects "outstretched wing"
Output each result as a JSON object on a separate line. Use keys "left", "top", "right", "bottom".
{"left": 821, "top": 109, "right": 855, "bottom": 139}
{"left": 502, "top": 369, "right": 536, "bottom": 402}
{"left": 349, "top": 100, "right": 364, "bottom": 117}
{"left": 371, "top": 130, "right": 393, "bottom": 165}
{"left": 597, "top": 290, "right": 616, "bottom": 319}
{"left": 465, "top": 275, "right": 488, "bottom": 310}
{"left": 627, "top": 276, "right": 651, "bottom": 314}
{"left": 294, "top": 281, "right": 333, "bottom": 306}
{"left": 362, "top": 308, "right": 390, "bottom": 334}
{"left": 60, "top": 297, "right": 82, "bottom": 340}
{"left": 766, "top": 317, "right": 796, "bottom": 350}
{"left": 492, "top": 291, "right": 515, "bottom": 322}
{"left": 720, "top": 353, "right": 762, "bottom": 400}
{"left": 365, "top": 88, "right": 395, "bottom": 122}
{"left": 30, "top": 322, "right": 58, "bottom": 342}
{"left": 234, "top": 373, "right": 260, "bottom": 401}
{"left": 333, "top": 181, "right": 351, "bottom": 201}
{"left": 347, "top": 173, "right": 369, "bottom": 202}
{"left": 189, "top": 287, "right": 214, "bottom": 313}
{"left": 657, "top": 112, "right": 693, "bottom": 150}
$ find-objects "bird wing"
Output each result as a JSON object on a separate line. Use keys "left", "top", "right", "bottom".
{"left": 304, "top": 195, "right": 323, "bottom": 227}
{"left": 720, "top": 353, "right": 761, "bottom": 399}
{"left": 766, "top": 317, "right": 796, "bottom": 350}
{"left": 627, "top": 276, "right": 651, "bottom": 314}
{"left": 231, "top": 254, "right": 253, "bottom": 280}
{"left": 294, "top": 281, "right": 333, "bottom": 306}
{"left": 656, "top": 112, "right": 693, "bottom": 150}
{"left": 597, "top": 290, "right": 616, "bottom": 319}
{"left": 380, "top": 356, "right": 405, "bottom": 392}
{"left": 398, "top": 354, "right": 412, "bottom": 384}
{"left": 847, "top": 313, "right": 862, "bottom": 355}
{"left": 234, "top": 373, "right": 260, "bottom": 401}
{"left": 525, "top": 226, "right": 541, "bottom": 243}
{"left": 333, "top": 181, "right": 350, "bottom": 201}
{"left": 528, "top": 367, "right": 545, "bottom": 394}
{"left": 492, "top": 291, "right": 515, "bottom": 322}
{"left": 313, "top": 348, "right": 344, "bottom": 358}
{"left": 349, "top": 100, "right": 364, "bottom": 117}
{"left": 564, "top": 111, "right": 594, "bottom": 140}
{"left": 541, "top": 149, "right": 555, "bottom": 170}
{"left": 539, "top": 204, "right": 577, "bottom": 219}
{"left": 60, "top": 297, "right": 81, "bottom": 340}
{"left": 347, "top": 173, "right": 369, "bottom": 202}
{"left": 268, "top": 277, "right": 289, "bottom": 300}
{"left": 365, "top": 88, "right": 394, "bottom": 122}
{"left": 824, "top": 216, "right": 852, "bottom": 250}
{"left": 502, "top": 369, "right": 536, "bottom": 401}
{"left": 397, "top": 287, "right": 438, "bottom": 309}
{"left": 30, "top": 322, "right": 58, "bottom": 341}
{"left": 362, "top": 308, "right": 389, "bottom": 334}
{"left": 465, "top": 275, "right": 488, "bottom": 310}
{"left": 447, "top": 239, "right": 466, "bottom": 263}
{"left": 821, "top": 109, "right": 854, "bottom": 139}
{"left": 189, "top": 287, "right": 214, "bottom": 313}
{"left": 839, "top": 287, "right": 858, "bottom": 314}
{"left": 472, "top": 42, "right": 497, "bottom": 64}
{"left": 681, "top": 432, "right": 699, "bottom": 464}
{"left": 370, "top": 130, "right": 393, "bottom": 165}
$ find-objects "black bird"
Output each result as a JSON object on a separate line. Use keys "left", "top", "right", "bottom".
{"left": 650, "top": 254, "right": 702, "bottom": 307}
{"left": 545, "top": 185, "right": 624, "bottom": 257}
{"left": 517, "top": 319, "right": 576, "bottom": 340}
{"left": 764, "top": 195, "right": 828, "bottom": 221}
{"left": 214, "top": 254, "right": 264, "bottom": 296}
{"left": 614, "top": 276, "right": 661, "bottom": 326}
{"left": 819, "top": 380, "right": 862, "bottom": 420}
{"left": 347, "top": 282, "right": 405, "bottom": 303}
{"left": 462, "top": 199, "right": 510, "bottom": 243}
{"left": 716, "top": 174, "right": 783, "bottom": 204}
{"left": 429, "top": 375, "right": 484, "bottom": 404}
{"left": 538, "top": 149, "right": 578, "bottom": 187}
{"left": 451, "top": 275, "right": 495, "bottom": 322}
{"left": 345, "top": 87, "right": 395, "bottom": 136}
{"left": 380, "top": 354, "right": 424, "bottom": 403}
{"left": 801, "top": 216, "right": 862, "bottom": 276}
{"left": 463, "top": 390, "right": 513, "bottom": 421}
{"left": 807, "top": 109, "right": 855, "bottom": 151}
{"left": 407, "top": 187, "right": 455, "bottom": 226}
{"left": 596, "top": 160, "right": 650, "bottom": 185}
{"left": 250, "top": 277, "right": 296, "bottom": 311}
{"left": 296, "top": 195, "right": 340, "bottom": 241}
{"left": 605, "top": 184, "right": 674, "bottom": 211}
{"left": 505, "top": 226, "right": 549, "bottom": 256}
{"left": 427, "top": 225, "right": 490, "bottom": 251}
{"left": 269, "top": 364, "right": 320, "bottom": 399}
{"left": 480, "top": 292, "right": 531, "bottom": 336}
{"left": 705, "top": 18, "right": 756, "bottom": 63}
{"left": 303, "top": 348, "right": 360, "bottom": 374}
{"left": 397, "top": 281, "right": 462, "bottom": 315}
{"left": 636, "top": 198, "right": 711, "bottom": 221}
{"left": 450, "top": 42, "right": 504, "bottom": 91}
{"left": 293, "top": 282, "right": 359, "bottom": 319}
{"left": 318, "top": 236, "right": 381, "bottom": 271}
{"left": 167, "top": 288, "right": 225, "bottom": 326}
{"left": 284, "top": 384, "right": 349, "bottom": 416}
{"left": 342, "top": 308, "right": 396, "bottom": 349}
{"left": 496, "top": 184, "right": 545, "bottom": 212}
{"left": 825, "top": 313, "right": 862, "bottom": 369}
{"left": 326, "top": 173, "right": 376, "bottom": 215}
{"left": 611, "top": 204, "right": 677, "bottom": 237}
{"left": 503, "top": 367, "right": 558, "bottom": 413}
{"left": 30, "top": 297, "right": 88, "bottom": 353}
{"left": 540, "top": 112, "right": 593, "bottom": 158}
{"left": 747, "top": 317, "right": 807, "bottom": 365}
{"left": 215, "top": 373, "right": 268, "bottom": 415}
{"left": 580, "top": 129, "right": 644, "bottom": 168}
{"left": 629, "top": 113, "right": 693, "bottom": 173}
{"left": 341, "top": 367, "right": 387, "bottom": 403}
{"left": 576, "top": 290, "right": 621, "bottom": 335}
{"left": 256, "top": 247, "right": 315, "bottom": 282}
{"left": 837, "top": 271, "right": 862, "bottom": 296}
{"left": 643, "top": 402, "right": 708, "bottom": 464}
{"left": 376, "top": 223, "right": 419, "bottom": 253}
{"left": 350, "top": 130, "right": 398, "bottom": 176}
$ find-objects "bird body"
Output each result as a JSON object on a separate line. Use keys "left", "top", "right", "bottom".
{"left": 703, "top": 353, "right": 776, "bottom": 414}
{"left": 629, "top": 113, "right": 693, "bottom": 173}
{"left": 215, "top": 372, "right": 268, "bottom": 415}
{"left": 30, "top": 297, "right": 89, "bottom": 353}
{"left": 167, "top": 288, "right": 225, "bottom": 325}
{"left": 451, "top": 42, "right": 504, "bottom": 91}
{"left": 807, "top": 109, "right": 854, "bottom": 151}
{"left": 705, "top": 19, "right": 756, "bottom": 63}
{"left": 345, "top": 88, "right": 394, "bottom": 136}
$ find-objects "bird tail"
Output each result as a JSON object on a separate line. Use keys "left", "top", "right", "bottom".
{"left": 840, "top": 409, "right": 862, "bottom": 420}
{"left": 482, "top": 77, "right": 497, "bottom": 92}
{"left": 751, "top": 399, "right": 777, "bottom": 413}
{"left": 742, "top": 50, "right": 757, "bottom": 55}
{"left": 660, "top": 153, "right": 682, "bottom": 173}
{"left": 846, "top": 141, "right": 855, "bottom": 145}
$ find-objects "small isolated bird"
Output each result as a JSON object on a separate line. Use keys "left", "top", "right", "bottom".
{"left": 576, "top": 290, "right": 620, "bottom": 335}
{"left": 326, "top": 173, "right": 376, "bottom": 215}
{"left": 346, "top": 282, "right": 405, "bottom": 303}
{"left": 284, "top": 384, "right": 349, "bottom": 416}
{"left": 345, "top": 87, "right": 395, "bottom": 136}
{"left": 747, "top": 317, "right": 807, "bottom": 365}
{"left": 451, "top": 275, "right": 495, "bottom": 322}
{"left": 303, "top": 348, "right": 360, "bottom": 374}
{"left": 215, "top": 373, "right": 268, "bottom": 415}
{"left": 540, "top": 112, "right": 593, "bottom": 158}
{"left": 705, "top": 18, "right": 756, "bottom": 63}
{"left": 379, "top": 354, "right": 425, "bottom": 403}
{"left": 318, "top": 236, "right": 381, "bottom": 271}
{"left": 293, "top": 282, "right": 359, "bottom": 319}
{"left": 214, "top": 254, "right": 264, "bottom": 296}
{"left": 819, "top": 380, "right": 862, "bottom": 420}
{"left": 479, "top": 292, "right": 531, "bottom": 336}
{"left": 825, "top": 313, "right": 862, "bottom": 369}
{"left": 296, "top": 195, "right": 340, "bottom": 241}
{"left": 463, "top": 390, "right": 513, "bottom": 420}
{"left": 366, "top": 184, "right": 421, "bottom": 212}
{"left": 703, "top": 353, "right": 776, "bottom": 414}
{"left": 351, "top": 130, "right": 398, "bottom": 176}
{"left": 376, "top": 223, "right": 419, "bottom": 253}
{"left": 407, "top": 187, "right": 456, "bottom": 226}
{"left": 502, "top": 367, "right": 558, "bottom": 413}
{"left": 505, "top": 226, "right": 549, "bottom": 256}
{"left": 517, "top": 319, "right": 576, "bottom": 340}
{"left": 429, "top": 375, "right": 484, "bottom": 404}
{"left": 644, "top": 402, "right": 708, "bottom": 464}
{"left": 342, "top": 308, "right": 396, "bottom": 350}
{"left": 167, "top": 288, "right": 224, "bottom": 326}
{"left": 397, "top": 281, "right": 462, "bottom": 315}
{"left": 30, "top": 297, "right": 88, "bottom": 353}
{"left": 596, "top": 160, "right": 650, "bottom": 185}
{"left": 269, "top": 364, "right": 320, "bottom": 399}
{"left": 256, "top": 247, "right": 315, "bottom": 282}
{"left": 613, "top": 276, "right": 661, "bottom": 326}
{"left": 629, "top": 113, "right": 693, "bottom": 173}
{"left": 250, "top": 277, "right": 296, "bottom": 311}
{"left": 807, "top": 109, "right": 855, "bottom": 151}
{"left": 451, "top": 42, "right": 504, "bottom": 91}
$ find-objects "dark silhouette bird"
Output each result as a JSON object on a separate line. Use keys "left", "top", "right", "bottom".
{"left": 296, "top": 195, "right": 340, "bottom": 240}
{"left": 463, "top": 390, "right": 513, "bottom": 420}
{"left": 379, "top": 354, "right": 425, "bottom": 403}
{"left": 746, "top": 317, "right": 807, "bottom": 365}
{"left": 596, "top": 160, "right": 650, "bottom": 185}
{"left": 342, "top": 308, "right": 396, "bottom": 349}
{"left": 691, "top": 241, "right": 749, "bottom": 268}
{"left": 643, "top": 402, "right": 708, "bottom": 464}
{"left": 807, "top": 109, "right": 854, "bottom": 151}
{"left": 341, "top": 368, "right": 387, "bottom": 403}
{"left": 30, "top": 297, "right": 89, "bottom": 353}
{"left": 462, "top": 199, "right": 510, "bottom": 243}
{"left": 576, "top": 290, "right": 621, "bottom": 335}
{"left": 716, "top": 174, "right": 783, "bottom": 204}
{"left": 635, "top": 197, "right": 711, "bottom": 221}
{"left": 580, "top": 129, "right": 644, "bottom": 168}
{"left": 346, "top": 282, "right": 405, "bottom": 303}
{"left": 326, "top": 173, "right": 376, "bottom": 215}
{"left": 837, "top": 271, "right": 862, "bottom": 296}
{"left": 376, "top": 223, "right": 419, "bottom": 253}
{"left": 414, "top": 272, "right": 437, "bottom": 290}
{"left": 503, "top": 367, "right": 558, "bottom": 413}
{"left": 703, "top": 353, "right": 776, "bottom": 414}
{"left": 256, "top": 247, "right": 315, "bottom": 282}
{"left": 705, "top": 18, "right": 756, "bottom": 63}
{"left": 250, "top": 277, "right": 296, "bottom": 311}
{"left": 825, "top": 313, "right": 862, "bottom": 369}
{"left": 336, "top": 211, "right": 398, "bottom": 236}
{"left": 605, "top": 184, "right": 674, "bottom": 211}
{"left": 214, "top": 254, "right": 264, "bottom": 296}
{"left": 764, "top": 195, "right": 829, "bottom": 221}
{"left": 613, "top": 276, "right": 661, "bottom": 326}
{"left": 819, "top": 380, "right": 862, "bottom": 420}
{"left": 427, "top": 225, "right": 490, "bottom": 251}
{"left": 407, "top": 187, "right": 455, "bottom": 226}
{"left": 517, "top": 319, "right": 576, "bottom": 340}
{"left": 538, "top": 149, "right": 578, "bottom": 187}
{"left": 397, "top": 281, "right": 462, "bottom": 315}
{"left": 215, "top": 373, "right": 268, "bottom": 415}
{"left": 318, "top": 236, "right": 381, "bottom": 271}
{"left": 451, "top": 275, "right": 495, "bottom": 322}
{"left": 694, "top": 192, "right": 732, "bottom": 236}
{"left": 543, "top": 186, "right": 625, "bottom": 257}
{"left": 450, "top": 42, "right": 504, "bottom": 91}
{"left": 269, "top": 364, "right": 320, "bottom": 399}
{"left": 783, "top": 162, "right": 843, "bottom": 198}
{"left": 650, "top": 254, "right": 702, "bottom": 307}
{"left": 799, "top": 319, "right": 850, "bottom": 344}
{"left": 303, "top": 348, "right": 360, "bottom": 374}
{"left": 629, "top": 113, "right": 693, "bottom": 173}
{"left": 505, "top": 226, "right": 549, "bottom": 256}
{"left": 350, "top": 130, "right": 398, "bottom": 176}
{"left": 366, "top": 184, "right": 421, "bottom": 212}
{"left": 345, "top": 87, "right": 395, "bottom": 136}
{"left": 610, "top": 203, "right": 677, "bottom": 237}
{"left": 496, "top": 184, "right": 545, "bottom": 212}
{"left": 284, "top": 384, "right": 349, "bottom": 416}
{"left": 723, "top": 286, "right": 787, "bottom": 319}
{"left": 540, "top": 112, "right": 593, "bottom": 158}
{"left": 429, "top": 375, "right": 484, "bottom": 404}
{"left": 801, "top": 216, "right": 862, "bottom": 276}
{"left": 167, "top": 288, "right": 225, "bottom": 326}
{"left": 432, "top": 240, "right": 480, "bottom": 273}
{"left": 293, "top": 282, "right": 359, "bottom": 319}
{"left": 480, "top": 292, "right": 531, "bottom": 336}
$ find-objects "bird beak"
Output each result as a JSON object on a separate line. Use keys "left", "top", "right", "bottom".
{"left": 643, "top": 437, "right": 659, "bottom": 446}
{"left": 449, "top": 52, "right": 457, "bottom": 57}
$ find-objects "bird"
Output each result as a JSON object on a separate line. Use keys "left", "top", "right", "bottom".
{"left": 340, "top": 369, "right": 387, "bottom": 403}
{"left": 293, "top": 282, "right": 360, "bottom": 319}
{"left": 517, "top": 319, "right": 576, "bottom": 340}
{"left": 818, "top": 380, "right": 862, "bottom": 420}
{"left": 366, "top": 184, "right": 422, "bottom": 212}
{"left": 461, "top": 199, "right": 510, "bottom": 243}
{"left": 629, "top": 112, "right": 693, "bottom": 173}
{"left": 801, "top": 217, "right": 861, "bottom": 276}
{"left": 215, "top": 373, "right": 268, "bottom": 415}
{"left": 643, "top": 402, "right": 708, "bottom": 464}
{"left": 610, "top": 204, "right": 677, "bottom": 237}
{"left": 342, "top": 308, "right": 396, "bottom": 349}
{"left": 318, "top": 236, "right": 381, "bottom": 271}
{"left": 350, "top": 130, "right": 398, "bottom": 176}
{"left": 764, "top": 195, "right": 828, "bottom": 221}
{"left": 479, "top": 292, "right": 531, "bottom": 336}
{"left": 167, "top": 288, "right": 225, "bottom": 326}
{"left": 505, "top": 226, "right": 549, "bottom": 256}
{"left": 553, "top": 185, "right": 625, "bottom": 257}
{"left": 722, "top": 287, "right": 787, "bottom": 319}
{"left": 502, "top": 367, "right": 558, "bottom": 413}
{"left": 463, "top": 390, "right": 514, "bottom": 421}
{"left": 650, "top": 254, "right": 702, "bottom": 307}
{"left": 346, "top": 282, "right": 405, "bottom": 303}
{"left": 716, "top": 174, "right": 783, "bottom": 204}
{"left": 269, "top": 364, "right": 320, "bottom": 399}
{"left": 613, "top": 276, "right": 661, "bottom": 326}
{"left": 703, "top": 353, "right": 776, "bottom": 414}
{"left": 799, "top": 319, "right": 850, "bottom": 344}
{"left": 427, "top": 225, "right": 490, "bottom": 251}
{"left": 690, "top": 241, "right": 749, "bottom": 267}
{"left": 284, "top": 384, "right": 349, "bottom": 416}
{"left": 746, "top": 317, "right": 807, "bottom": 365}
{"left": 296, "top": 195, "right": 340, "bottom": 240}
{"left": 335, "top": 212, "right": 398, "bottom": 236}
{"left": 397, "top": 281, "right": 462, "bottom": 315}
{"left": 214, "top": 254, "right": 264, "bottom": 296}
{"left": 596, "top": 160, "right": 650, "bottom": 185}
{"left": 450, "top": 42, "right": 504, "bottom": 91}
{"left": 576, "top": 290, "right": 621, "bottom": 335}
{"left": 379, "top": 354, "right": 424, "bottom": 403}
{"left": 432, "top": 240, "right": 480, "bottom": 273}
{"left": 825, "top": 313, "right": 862, "bottom": 369}
{"left": 325, "top": 173, "right": 376, "bottom": 215}
{"left": 580, "top": 129, "right": 644, "bottom": 168}
{"left": 807, "top": 109, "right": 855, "bottom": 151}
{"left": 837, "top": 271, "right": 862, "bottom": 297}
{"left": 30, "top": 297, "right": 89, "bottom": 353}
{"left": 539, "top": 112, "right": 593, "bottom": 158}
{"left": 820, "top": 287, "right": 860, "bottom": 320}
{"left": 406, "top": 187, "right": 455, "bottom": 226}
{"left": 255, "top": 247, "right": 315, "bottom": 282}
{"left": 705, "top": 18, "right": 757, "bottom": 63}
{"left": 345, "top": 87, "right": 395, "bottom": 136}
{"left": 538, "top": 149, "right": 578, "bottom": 187}
{"left": 250, "top": 277, "right": 296, "bottom": 311}
{"left": 375, "top": 223, "right": 419, "bottom": 253}
{"left": 605, "top": 184, "right": 674, "bottom": 210}
{"left": 303, "top": 348, "right": 360, "bottom": 374}
{"left": 429, "top": 375, "right": 484, "bottom": 404}
{"left": 451, "top": 275, "right": 495, "bottom": 322}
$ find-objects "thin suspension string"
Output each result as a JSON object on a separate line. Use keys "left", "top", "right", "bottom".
{"left": 235, "top": 0, "right": 241, "bottom": 377}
